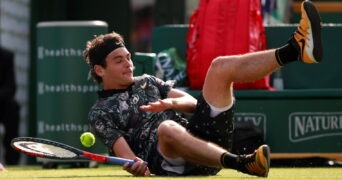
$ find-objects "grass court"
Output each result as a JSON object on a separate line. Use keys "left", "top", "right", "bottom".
{"left": 1, "top": 165, "right": 341, "bottom": 180}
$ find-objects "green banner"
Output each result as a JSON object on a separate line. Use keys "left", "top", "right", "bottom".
{"left": 235, "top": 95, "right": 342, "bottom": 153}
{"left": 36, "top": 21, "right": 107, "bottom": 154}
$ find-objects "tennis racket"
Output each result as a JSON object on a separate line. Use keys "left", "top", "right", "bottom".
{"left": 11, "top": 137, "right": 137, "bottom": 166}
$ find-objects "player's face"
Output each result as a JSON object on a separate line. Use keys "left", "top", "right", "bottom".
{"left": 96, "top": 47, "right": 134, "bottom": 90}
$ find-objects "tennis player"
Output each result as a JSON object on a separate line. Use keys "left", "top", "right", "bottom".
{"left": 83, "top": 1, "right": 322, "bottom": 177}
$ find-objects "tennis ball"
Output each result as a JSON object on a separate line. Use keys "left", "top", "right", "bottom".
{"left": 80, "top": 132, "right": 95, "bottom": 147}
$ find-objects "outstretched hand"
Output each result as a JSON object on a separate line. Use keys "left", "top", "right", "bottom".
{"left": 123, "top": 157, "right": 150, "bottom": 176}
{"left": 140, "top": 99, "right": 172, "bottom": 112}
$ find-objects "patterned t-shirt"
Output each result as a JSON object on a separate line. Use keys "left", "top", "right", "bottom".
{"left": 88, "top": 74, "right": 187, "bottom": 162}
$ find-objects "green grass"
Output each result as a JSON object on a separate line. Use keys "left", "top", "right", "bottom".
{"left": 1, "top": 165, "right": 341, "bottom": 180}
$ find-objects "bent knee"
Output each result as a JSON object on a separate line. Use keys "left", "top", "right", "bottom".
{"left": 158, "top": 120, "right": 186, "bottom": 142}
{"left": 209, "top": 56, "right": 238, "bottom": 77}
{"left": 211, "top": 56, "right": 234, "bottom": 67}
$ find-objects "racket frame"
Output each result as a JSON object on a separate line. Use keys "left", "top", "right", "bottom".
{"left": 11, "top": 137, "right": 135, "bottom": 166}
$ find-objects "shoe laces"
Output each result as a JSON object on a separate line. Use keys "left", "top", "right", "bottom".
{"left": 298, "top": 20, "right": 309, "bottom": 36}
{"left": 295, "top": 9, "right": 310, "bottom": 42}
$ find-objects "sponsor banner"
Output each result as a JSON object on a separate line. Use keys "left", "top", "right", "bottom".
{"left": 36, "top": 21, "right": 107, "bottom": 152}
{"left": 234, "top": 112, "right": 267, "bottom": 139}
{"left": 289, "top": 112, "right": 342, "bottom": 142}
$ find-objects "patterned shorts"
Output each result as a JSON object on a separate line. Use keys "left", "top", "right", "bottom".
{"left": 187, "top": 93, "right": 235, "bottom": 151}
{"left": 181, "top": 93, "right": 235, "bottom": 175}
{"left": 149, "top": 93, "right": 235, "bottom": 176}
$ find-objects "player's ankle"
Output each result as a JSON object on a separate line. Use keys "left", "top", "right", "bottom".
{"left": 275, "top": 43, "right": 299, "bottom": 66}
{"left": 220, "top": 152, "right": 239, "bottom": 169}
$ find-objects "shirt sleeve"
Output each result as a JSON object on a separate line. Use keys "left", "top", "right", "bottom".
{"left": 147, "top": 75, "right": 175, "bottom": 99}
{"left": 88, "top": 108, "right": 122, "bottom": 150}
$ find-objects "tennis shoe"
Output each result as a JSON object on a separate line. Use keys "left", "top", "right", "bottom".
{"left": 291, "top": 1, "right": 323, "bottom": 63}
{"left": 237, "top": 144, "right": 270, "bottom": 177}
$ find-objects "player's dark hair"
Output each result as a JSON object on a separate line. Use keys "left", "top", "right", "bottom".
{"left": 84, "top": 32, "right": 125, "bottom": 83}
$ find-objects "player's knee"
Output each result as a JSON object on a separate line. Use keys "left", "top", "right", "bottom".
{"left": 158, "top": 120, "right": 185, "bottom": 143}
{"left": 210, "top": 56, "right": 236, "bottom": 77}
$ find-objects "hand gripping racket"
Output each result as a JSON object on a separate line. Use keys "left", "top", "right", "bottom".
{"left": 11, "top": 137, "right": 137, "bottom": 166}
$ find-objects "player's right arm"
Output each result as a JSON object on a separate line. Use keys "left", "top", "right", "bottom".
{"left": 140, "top": 88, "right": 197, "bottom": 114}
{"left": 112, "top": 136, "right": 136, "bottom": 159}
{"left": 113, "top": 137, "right": 150, "bottom": 176}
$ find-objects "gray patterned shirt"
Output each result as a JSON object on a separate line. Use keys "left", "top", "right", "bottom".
{"left": 88, "top": 74, "right": 186, "bottom": 162}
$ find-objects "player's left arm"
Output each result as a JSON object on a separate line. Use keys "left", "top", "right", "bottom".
{"left": 140, "top": 88, "right": 197, "bottom": 114}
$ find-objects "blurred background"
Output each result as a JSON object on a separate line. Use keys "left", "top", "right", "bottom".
{"left": 1, "top": 0, "right": 342, "bottom": 165}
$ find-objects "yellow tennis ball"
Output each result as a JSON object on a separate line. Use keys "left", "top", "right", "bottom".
{"left": 80, "top": 132, "right": 95, "bottom": 147}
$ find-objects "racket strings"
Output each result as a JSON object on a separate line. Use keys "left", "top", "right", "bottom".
{"left": 13, "top": 141, "right": 77, "bottom": 158}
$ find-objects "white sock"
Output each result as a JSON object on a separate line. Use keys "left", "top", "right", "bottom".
{"left": 208, "top": 100, "right": 234, "bottom": 118}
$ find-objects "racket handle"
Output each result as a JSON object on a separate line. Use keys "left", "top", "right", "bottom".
{"left": 81, "top": 152, "right": 146, "bottom": 166}
{"left": 107, "top": 157, "right": 135, "bottom": 165}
